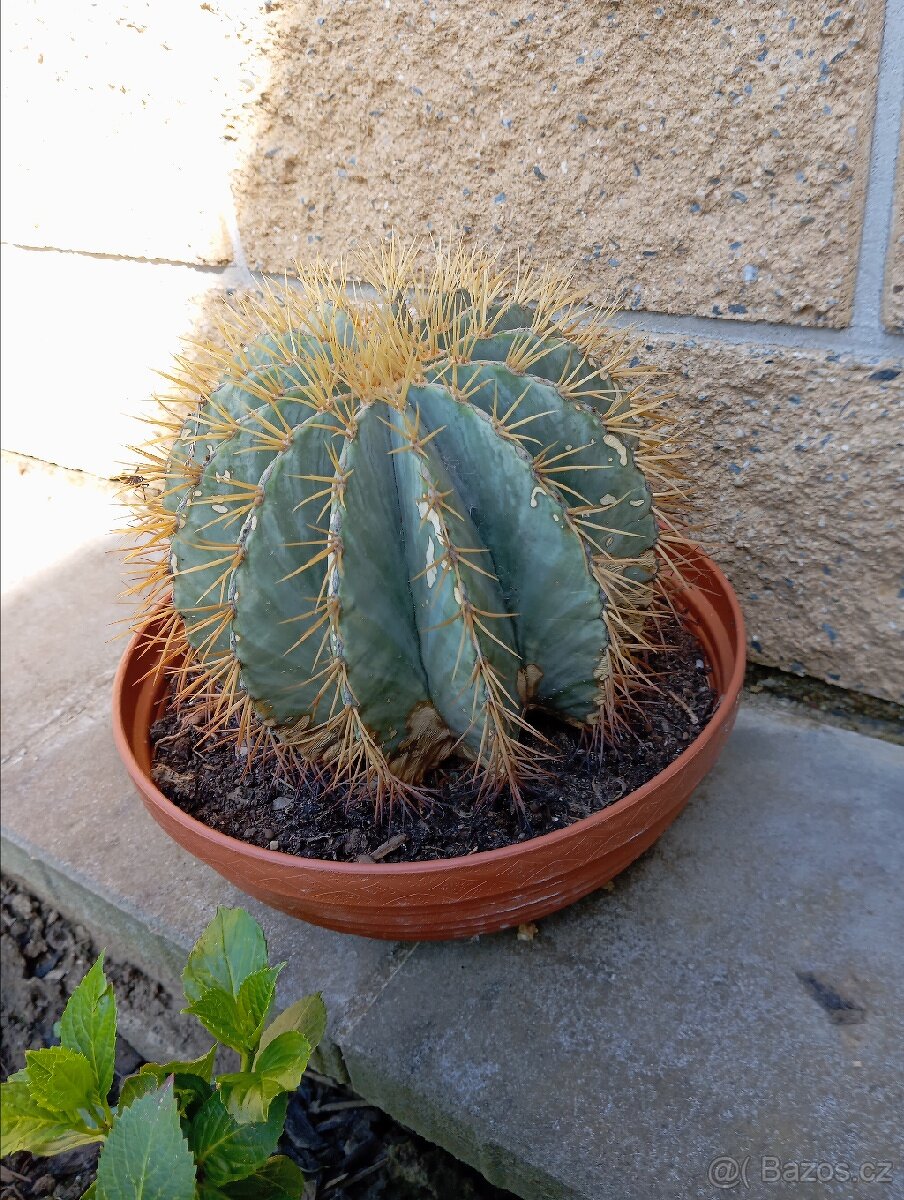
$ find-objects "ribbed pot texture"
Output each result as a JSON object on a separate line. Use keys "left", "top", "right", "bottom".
{"left": 112, "top": 546, "right": 744, "bottom": 941}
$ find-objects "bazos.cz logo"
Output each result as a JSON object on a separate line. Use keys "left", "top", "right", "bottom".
{"left": 707, "top": 1155, "right": 895, "bottom": 1188}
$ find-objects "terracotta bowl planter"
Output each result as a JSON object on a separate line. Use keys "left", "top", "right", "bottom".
{"left": 113, "top": 546, "right": 744, "bottom": 941}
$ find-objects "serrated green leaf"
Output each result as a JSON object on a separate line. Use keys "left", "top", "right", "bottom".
{"left": 259, "top": 993, "right": 326, "bottom": 1056}
{"left": 189, "top": 1092, "right": 287, "bottom": 1187}
{"left": 182, "top": 908, "right": 269, "bottom": 1003}
{"left": 24, "top": 1046, "right": 101, "bottom": 1122}
{"left": 120, "top": 1065, "right": 213, "bottom": 1122}
{"left": 140, "top": 1071, "right": 213, "bottom": 1120}
{"left": 116, "top": 1072, "right": 160, "bottom": 1112}
{"left": 94, "top": 1082, "right": 196, "bottom": 1200}
{"left": 81, "top": 1185, "right": 97, "bottom": 1199}
{"left": 237, "top": 966, "right": 282, "bottom": 1044}
{"left": 0, "top": 1080, "right": 103, "bottom": 1157}
{"left": 254, "top": 1032, "right": 311, "bottom": 1089}
{"left": 170, "top": 1073, "right": 214, "bottom": 1122}
{"left": 138, "top": 1044, "right": 218, "bottom": 1084}
{"left": 60, "top": 954, "right": 117, "bottom": 1100}
{"left": 218, "top": 1031, "right": 310, "bottom": 1124}
{"left": 183, "top": 987, "right": 242, "bottom": 1050}
{"left": 219, "top": 1155, "right": 305, "bottom": 1199}
{"left": 184, "top": 967, "right": 280, "bottom": 1055}
{"left": 215, "top": 1072, "right": 280, "bottom": 1126}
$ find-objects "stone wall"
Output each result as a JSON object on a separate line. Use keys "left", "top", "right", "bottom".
{"left": 2, "top": 0, "right": 901, "bottom": 700}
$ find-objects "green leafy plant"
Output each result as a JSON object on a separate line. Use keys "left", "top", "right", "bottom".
{"left": 1, "top": 907, "right": 325, "bottom": 1199}
{"left": 125, "top": 242, "right": 687, "bottom": 807}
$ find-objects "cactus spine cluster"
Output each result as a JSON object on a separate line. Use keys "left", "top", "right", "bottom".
{"left": 125, "top": 244, "right": 686, "bottom": 805}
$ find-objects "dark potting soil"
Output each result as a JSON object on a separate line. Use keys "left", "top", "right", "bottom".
{"left": 150, "top": 615, "right": 716, "bottom": 863}
{"left": 0, "top": 876, "right": 513, "bottom": 1200}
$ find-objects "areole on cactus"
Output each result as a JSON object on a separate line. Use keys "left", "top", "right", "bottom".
{"left": 124, "top": 243, "right": 688, "bottom": 805}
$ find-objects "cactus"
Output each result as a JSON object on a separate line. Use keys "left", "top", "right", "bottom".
{"left": 125, "top": 245, "right": 686, "bottom": 805}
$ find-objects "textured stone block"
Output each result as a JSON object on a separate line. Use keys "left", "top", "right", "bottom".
{"left": 884, "top": 125, "right": 904, "bottom": 334}
{"left": 641, "top": 332, "right": 904, "bottom": 701}
{"left": 0, "top": 0, "right": 260, "bottom": 264}
{"left": 233, "top": 0, "right": 882, "bottom": 327}
{"left": 0, "top": 246, "right": 243, "bottom": 477}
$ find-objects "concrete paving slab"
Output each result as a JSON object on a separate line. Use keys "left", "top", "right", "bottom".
{"left": 341, "top": 712, "right": 904, "bottom": 1199}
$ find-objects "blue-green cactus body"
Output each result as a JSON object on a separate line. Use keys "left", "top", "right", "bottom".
{"left": 154, "top": 277, "right": 664, "bottom": 793}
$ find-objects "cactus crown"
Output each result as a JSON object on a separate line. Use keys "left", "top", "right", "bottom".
{"left": 124, "top": 243, "right": 687, "bottom": 807}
